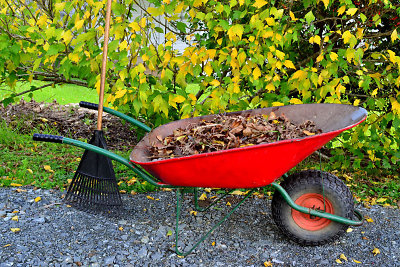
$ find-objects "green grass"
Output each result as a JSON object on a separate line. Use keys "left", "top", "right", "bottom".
{"left": 0, "top": 80, "right": 98, "bottom": 105}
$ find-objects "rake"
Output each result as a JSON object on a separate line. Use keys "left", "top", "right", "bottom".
{"left": 64, "top": 0, "right": 122, "bottom": 209}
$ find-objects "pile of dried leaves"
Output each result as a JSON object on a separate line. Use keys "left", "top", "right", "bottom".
{"left": 149, "top": 112, "right": 322, "bottom": 160}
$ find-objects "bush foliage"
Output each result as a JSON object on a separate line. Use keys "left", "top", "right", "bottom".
{"left": 0, "top": 0, "right": 399, "bottom": 173}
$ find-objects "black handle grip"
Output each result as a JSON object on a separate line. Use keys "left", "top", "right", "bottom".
{"left": 33, "top": 134, "right": 63, "bottom": 143}
{"left": 79, "top": 101, "right": 98, "bottom": 110}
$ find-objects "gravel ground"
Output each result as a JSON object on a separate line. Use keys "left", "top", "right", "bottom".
{"left": 0, "top": 187, "right": 399, "bottom": 267}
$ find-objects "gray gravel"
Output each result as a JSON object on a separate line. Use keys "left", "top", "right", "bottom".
{"left": 0, "top": 187, "right": 399, "bottom": 266}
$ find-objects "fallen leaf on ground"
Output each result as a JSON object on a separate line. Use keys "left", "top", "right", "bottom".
{"left": 264, "top": 261, "right": 273, "bottom": 267}
{"left": 10, "top": 228, "right": 20, "bottom": 233}
{"left": 146, "top": 196, "right": 155, "bottom": 200}
{"left": 11, "top": 216, "right": 18, "bottom": 222}
{"left": 340, "top": 254, "right": 348, "bottom": 261}
{"left": 335, "top": 259, "right": 342, "bottom": 264}
{"left": 353, "top": 259, "right": 362, "bottom": 263}
{"left": 198, "top": 193, "right": 207, "bottom": 200}
{"left": 190, "top": 210, "right": 197, "bottom": 216}
{"left": 346, "top": 228, "right": 353, "bottom": 233}
{"left": 10, "top": 183, "right": 22, "bottom": 187}
{"left": 365, "top": 216, "right": 374, "bottom": 223}
{"left": 118, "top": 226, "right": 123, "bottom": 231}
{"left": 211, "top": 241, "right": 215, "bottom": 246}
{"left": 167, "top": 230, "right": 173, "bottom": 236}
{"left": 34, "top": 196, "right": 41, "bottom": 202}
{"left": 372, "top": 247, "right": 380, "bottom": 256}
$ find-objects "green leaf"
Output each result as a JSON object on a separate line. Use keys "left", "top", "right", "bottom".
{"left": 304, "top": 11, "right": 315, "bottom": 24}
{"left": 176, "top": 22, "right": 187, "bottom": 33}
{"left": 155, "top": 27, "right": 164, "bottom": 33}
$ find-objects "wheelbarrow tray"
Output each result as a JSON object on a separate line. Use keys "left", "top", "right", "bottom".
{"left": 130, "top": 104, "right": 367, "bottom": 188}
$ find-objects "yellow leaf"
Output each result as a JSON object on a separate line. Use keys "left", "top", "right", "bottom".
{"left": 290, "top": 98, "right": 303, "bottom": 104}
{"left": 321, "top": 0, "right": 329, "bottom": 8}
{"left": 204, "top": 62, "right": 213, "bottom": 76}
{"left": 10, "top": 183, "right": 22, "bottom": 187}
{"left": 272, "top": 102, "right": 284, "bottom": 107}
{"left": 330, "top": 52, "right": 338, "bottom": 61}
{"left": 199, "top": 193, "right": 207, "bottom": 200}
{"left": 139, "top": 17, "right": 146, "bottom": 28}
{"left": 275, "top": 50, "right": 285, "bottom": 60}
{"left": 340, "top": 254, "right": 348, "bottom": 261}
{"left": 253, "top": 0, "right": 268, "bottom": 9}
{"left": 346, "top": 8, "right": 358, "bottom": 16}
{"left": 366, "top": 217, "right": 374, "bottom": 223}
{"left": 353, "top": 259, "right": 362, "bottom": 264}
{"left": 337, "top": 5, "right": 346, "bottom": 15}
{"left": 115, "top": 89, "right": 127, "bottom": 99}
{"left": 265, "top": 83, "right": 275, "bottom": 92}
{"left": 253, "top": 67, "right": 262, "bottom": 80}
{"left": 371, "top": 88, "right": 378, "bottom": 97}
{"left": 190, "top": 210, "right": 198, "bottom": 216}
{"left": 303, "top": 130, "right": 315, "bottom": 136}
{"left": 342, "top": 31, "right": 352, "bottom": 44}
{"left": 146, "top": 195, "right": 155, "bottom": 200}
{"left": 227, "top": 24, "right": 244, "bottom": 41}
{"left": 211, "top": 241, "right": 215, "bottom": 246}
{"left": 376, "top": 198, "right": 387, "bottom": 203}
{"left": 264, "top": 261, "right": 273, "bottom": 267}
{"left": 75, "top": 19, "right": 84, "bottom": 30}
{"left": 11, "top": 216, "right": 18, "bottom": 222}
{"left": 289, "top": 11, "right": 298, "bottom": 21}
{"left": 391, "top": 29, "right": 398, "bottom": 42}
{"left": 390, "top": 96, "right": 400, "bottom": 114}
{"left": 10, "top": 228, "right": 20, "bottom": 233}
{"left": 316, "top": 53, "right": 324, "bottom": 62}
{"left": 173, "top": 95, "right": 186, "bottom": 103}
{"left": 310, "top": 35, "right": 321, "bottom": 45}
{"left": 35, "top": 196, "right": 41, "bottom": 202}
{"left": 283, "top": 59, "right": 296, "bottom": 69}
{"left": 346, "top": 227, "right": 353, "bottom": 233}
{"left": 372, "top": 247, "right": 380, "bottom": 256}
{"left": 230, "top": 190, "right": 246, "bottom": 196}
{"left": 292, "top": 70, "right": 307, "bottom": 80}
{"left": 44, "top": 165, "right": 53, "bottom": 172}
{"left": 266, "top": 17, "right": 275, "bottom": 26}
{"left": 68, "top": 53, "right": 79, "bottom": 63}
{"left": 226, "top": 201, "right": 231, "bottom": 206}
{"left": 3, "top": 244, "right": 11, "bottom": 248}
{"left": 119, "top": 226, "right": 123, "bottom": 231}
{"left": 210, "top": 80, "right": 220, "bottom": 87}
{"left": 119, "top": 40, "right": 128, "bottom": 50}
{"left": 336, "top": 259, "right": 343, "bottom": 264}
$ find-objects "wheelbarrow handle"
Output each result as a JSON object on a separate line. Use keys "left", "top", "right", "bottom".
{"left": 79, "top": 101, "right": 152, "bottom": 132}
{"left": 33, "top": 133, "right": 63, "bottom": 143}
{"left": 79, "top": 101, "right": 98, "bottom": 110}
{"left": 32, "top": 133, "right": 173, "bottom": 189}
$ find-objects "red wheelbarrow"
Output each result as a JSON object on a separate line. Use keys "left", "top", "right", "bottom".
{"left": 33, "top": 102, "right": 367, "bottom": 256}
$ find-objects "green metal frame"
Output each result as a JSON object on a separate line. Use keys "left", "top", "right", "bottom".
{"left": 174, "top": 188, "right": 256, "bottom": 257}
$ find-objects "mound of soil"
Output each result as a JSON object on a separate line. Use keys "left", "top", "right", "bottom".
{"left": 0, "top": 100, "right": 139, "bottom": 150}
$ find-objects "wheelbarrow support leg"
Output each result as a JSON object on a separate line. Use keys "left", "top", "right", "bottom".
{"left": 174, "top": 188, "right": 256, "bottom": 257}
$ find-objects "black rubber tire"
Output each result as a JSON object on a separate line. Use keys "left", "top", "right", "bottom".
{"left": 271, "top": 170, "right": 354, "bottom": 246}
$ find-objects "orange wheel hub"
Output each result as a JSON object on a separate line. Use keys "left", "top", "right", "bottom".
{"left": 292, "top": 193, "right": 334, "bottom": 231}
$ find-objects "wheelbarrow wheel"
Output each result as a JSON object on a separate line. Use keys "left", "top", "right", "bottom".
{"left": 271, "top": 170, "right": 354, "bottom": 246}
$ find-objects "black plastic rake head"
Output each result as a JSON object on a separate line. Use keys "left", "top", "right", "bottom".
{"left": 65, "top": 130, "right": 122, "bottom": 210}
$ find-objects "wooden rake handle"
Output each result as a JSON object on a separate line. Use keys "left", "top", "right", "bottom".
{"left": 97, "top": 0, "right": 113, "bottom": 131}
